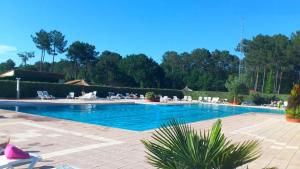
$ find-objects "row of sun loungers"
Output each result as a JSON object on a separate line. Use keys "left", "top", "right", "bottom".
{"left": 37, "top": 91, "right": 55, "bottom": 100}
{"left": 198, "top": 96, "right": 221, "bottom": 103}
{"left": 35, "top": 91, "right": 223, "bottom": 104}
{"left": 107, "top": 92, "right": 139, "bottom": 100}
{"left": 38, "top": 91, "right": 98, "bottom": 100}
{"left": 76, "top": 91, "right": 97, "bottom": 100}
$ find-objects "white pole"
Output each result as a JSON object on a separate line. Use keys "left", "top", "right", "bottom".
{"left": 16, "top": 78, "right": 21, "bottom": 99}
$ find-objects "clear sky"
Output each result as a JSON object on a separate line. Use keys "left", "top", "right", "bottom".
{"left": 0, "top": 0, "right": 299, "bottom": 65}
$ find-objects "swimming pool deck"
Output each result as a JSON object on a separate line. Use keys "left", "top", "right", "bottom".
{"left": 0, "top": 105, "right": 299, "bottom": 168}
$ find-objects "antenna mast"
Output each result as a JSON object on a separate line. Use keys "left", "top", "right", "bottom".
{"left": 239, "top": 17, "right": 244, "bottom": 80}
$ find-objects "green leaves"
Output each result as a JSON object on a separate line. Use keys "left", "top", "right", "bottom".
{"left": 31, "top": 29, "right": 51, "bottom": 51}
{"left": 286, "top": 84, "right": 300, "bottom": 119}
{"left": 119, "top": 54, "right": 164, "bottom": 88}
{"left": 18, "top": 52, "right": 35, "bottom": 66}
{"left": 225, "top": 75, "right": 248, "bottom": 98}
{"left": 67, "top": 41, "right": 99, "bottom": 80}
{"left": 161, "top": 49, "right": 239, "bottom": 91}
{"left": 142, "top": 119, "right": 260, "bottom": 169}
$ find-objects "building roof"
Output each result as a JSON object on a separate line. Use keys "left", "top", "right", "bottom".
{"left": 65, "top": 79, "right": 89, "bottom": 86}
{"left": 181, "top": 86, "right": 193, "bottom": 91}
{"left": 0, "top": 69, "right": 64, "bottom": 82}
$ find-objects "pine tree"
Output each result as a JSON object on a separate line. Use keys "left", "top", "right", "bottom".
{"left": 264, "top": 70, "right": 274, "bottom": 94}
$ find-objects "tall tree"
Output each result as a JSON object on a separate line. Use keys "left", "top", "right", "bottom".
{"left": 161, "top": 51, "right": 185, "bottom": 89}
{"left": 119, "top": 54, "right": 165, "bottom": 88}
{"left": 271, "top": 34, "right": 289, "bottom": 94}
{"left": 67, "top": 41, "right": 98, "bottom": 80}
{"left": 264, "top": 70, "right": 274, "bottom": 94}
{"left": 52, "top": 59, "right": 75, "bottom": 80}
{"left": 48, "top": 30, "right": 68, "bottom": 65}
{"left": 0, "top": 59, "right": 16, "bottom": 73}
{"left": 93, "top": 51, "right": 134, "bottom": 86}
{"left": 31, "top": 29, "right": 51, "bottom": 71}
{"left": 18, "top": 52, "right": 35, "bottom": 66}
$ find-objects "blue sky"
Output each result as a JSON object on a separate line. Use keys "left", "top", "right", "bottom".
{"left": 0, "top": 0, "right": 299, "bottom": 65}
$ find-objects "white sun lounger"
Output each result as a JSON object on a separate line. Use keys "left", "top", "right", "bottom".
{"left": 187, "top": 96, "right": 192, "bottom": 102}
{"left": 211, "top": 97, "right": 220, "bottom": 103}
{"left": 207, "top": 97, "right": 212, "bottom": 102}
{"left": 0, "top": 153, "right": 41, "bottom": 169}
{"left": 198, "top": 96, "right": 203, "bottom": 102}
{"left": 37, "top": 91, "right": 46, "bottom": 100}
{"left": 173, "top": 96, "right": 179, "bottom": 101}
{"left": 43, "top": 91, "right": 55, "bottom": 99}
{"left": 182, "top": 96, "right": 188, "bottom": 101}
{"left": 160, "top": 96, "right": 171, "bottom": 102}
{"left": 66, "top": 92, "right": 75, "bottom": 99}
{"left": 78, "top": 92, "right": 96, "bottom": 100}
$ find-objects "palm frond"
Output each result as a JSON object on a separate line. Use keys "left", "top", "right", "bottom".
{"left": 142, "top": 119, "right": 261, "bottom": 169}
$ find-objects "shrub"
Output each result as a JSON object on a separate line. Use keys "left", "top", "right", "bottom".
{"left": 225, "top": 76, "right": 249, "bottom": 104}
{"left": 250, "top": 93, "right": 277, "bottom": 105}
{"left": 145, "top": 92, "right": 155, "bottom": 101}
{"left": 286, "top": 84, "right": 300, "bottom": 119}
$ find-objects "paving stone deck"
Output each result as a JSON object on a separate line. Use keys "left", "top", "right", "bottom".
{"left": 0, "top": 106, "right": 299, "bottom": 169}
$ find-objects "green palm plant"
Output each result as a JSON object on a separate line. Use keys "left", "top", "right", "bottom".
{"left": 142, "top": 119, "right": 260, "bottom": 169}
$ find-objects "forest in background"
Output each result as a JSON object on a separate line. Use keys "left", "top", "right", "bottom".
{"left": 1, "top": 29, "right": 300, "bottom": 94}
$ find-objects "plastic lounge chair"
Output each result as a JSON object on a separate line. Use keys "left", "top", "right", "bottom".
{"left": 187, "top": 96, "right": 192, "bottom": 102}
{"left": 37, "top": 91, "right": 46, "bottom": 100}
{"left": 0, "top": 153, "right": 41, "bottom": 169}
{"left": 182, "top": 96, "right": 188, "bottom": 101}
{"left": 66, "top": 92, "right": 75, "bottom": 99}
{"left": 78, "top": 93, "right": 94, "bottom": 100}
{"left": 163, "top": 96, "right": 171, "bottom": 102}
{"left": 140, "top": 95, "right": 145, "bottom": 100}
{"left": 92, "top": 91, "right": 97, "bottom": 99}
{"left": 43, "top": 91, "right": 55, "bottom": 99}
{"left": 118, "top": 94, "right": 124, "bottom": 99}
{"left": 198, "top": 97, "right": 203, "bottom": 102}
{"left": 124, "top": 93, "right": 132, "bottom": 99}
{"left": 207, "top": 97, "right": 212, "bottom": 102}
{"left": 107, "top": 92, "right": 115, "bottom": 99}
{"left": 203, "top": 97, "right": 208, "bottom": 102}
{"left": 159, "top": 96, "right": 164, "bottom": 102}
{"left": 211, "top": 97, "right": 220, "bottom": 103}
{"left": 109, "top": 93, "right": 120, "bottom": 100}
{"left": 130, "top": 93, "right": 138, "bottom": 99}
{"left": 173, "top": 96, "right": 179, "bottom": 101}
{"left": 283, "top": 101, "right": 288, "bottom": 107}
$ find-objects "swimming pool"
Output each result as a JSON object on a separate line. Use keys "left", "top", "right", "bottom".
{"left": 0, "top": 102, "right": 284, "bottom": 131}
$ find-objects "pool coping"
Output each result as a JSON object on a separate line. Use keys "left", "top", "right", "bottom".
{"left": 0, "top": 98, "right": 285, "bottom": 110}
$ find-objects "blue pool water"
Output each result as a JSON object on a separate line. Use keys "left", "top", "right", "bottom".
{"left": 0, "top": 103, "right": 284, "bottom": 131}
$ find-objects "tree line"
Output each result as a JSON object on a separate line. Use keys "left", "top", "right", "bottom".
{"left": 237, "top": 32, "right": 300, "bottom": 94}
{"left": 1, "top": 29, "right": 300, "bottom": 94}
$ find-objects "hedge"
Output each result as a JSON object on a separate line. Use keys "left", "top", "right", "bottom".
{"left": 0, "top": 80, "right": 184, "bottom": 99}
{"left": 184, "top": 91, "right": 289, "bottom": 101}
{"left": 0, "top": 80, "right": 289, "bottom": 101}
